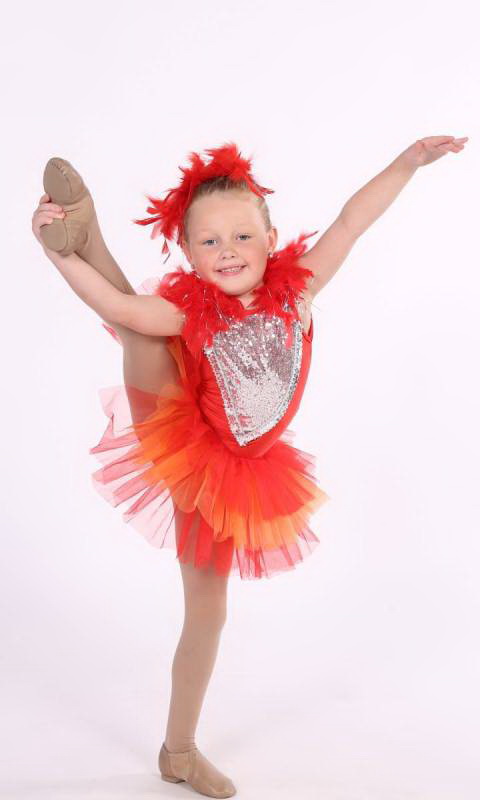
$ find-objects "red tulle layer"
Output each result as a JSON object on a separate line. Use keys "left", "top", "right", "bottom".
{"left": 89, "top": 349, "right": 330, "bottom": 580}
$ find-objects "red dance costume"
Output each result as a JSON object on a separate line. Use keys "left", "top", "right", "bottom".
{"left": 89, "top": 142, "right": 330, "bottom": 579}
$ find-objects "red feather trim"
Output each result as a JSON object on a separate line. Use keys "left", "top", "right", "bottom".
{"left": 155, "top": 231, "right": 316, "bottom": 359}
{"left": 132, "top": 142, "right": 274, "bottom": 263}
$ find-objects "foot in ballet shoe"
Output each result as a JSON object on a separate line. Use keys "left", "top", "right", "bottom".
{"left": 158, "top": 742, "right": 236, "bottom": 798}
{"left": 41, "top": 157, "right": 96, "bottom": 256}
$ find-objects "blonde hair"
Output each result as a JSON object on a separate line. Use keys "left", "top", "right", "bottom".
{"left": 182, "top": 176, "right": 272, "bottom": 244}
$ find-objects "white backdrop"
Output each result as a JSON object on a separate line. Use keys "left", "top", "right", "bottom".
{"left": 2, "top": 1, "right": 479, "bottom": 798}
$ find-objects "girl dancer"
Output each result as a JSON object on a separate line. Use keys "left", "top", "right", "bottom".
{"left": 31, "top": 136, "right": 467, "bottom": 797}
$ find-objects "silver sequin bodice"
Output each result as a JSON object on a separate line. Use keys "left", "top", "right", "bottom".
{"left": 203, "top": 311, "right": 303, "bottom": 447}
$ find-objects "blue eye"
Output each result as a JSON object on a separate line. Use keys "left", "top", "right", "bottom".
{"left": 201, "top": 234, "right": 251, "bottom": 246}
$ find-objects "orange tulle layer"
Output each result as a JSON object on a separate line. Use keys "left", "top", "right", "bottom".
{"left": 90, "top": 341, "right": 330, "bottom": 580}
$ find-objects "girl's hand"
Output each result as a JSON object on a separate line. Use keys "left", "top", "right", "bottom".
{"left": 31, "top": 192, "right": 66, "bottom": 247}
{"left": 402, "top": 135, "right": 469, "bottom": 169}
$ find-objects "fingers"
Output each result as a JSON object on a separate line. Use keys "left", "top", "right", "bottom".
{"left": 32, "top": 191, "right": 65, "bottom": 243}
{"left": 31, "top": 204, "right": 66, "bottom": 243}
{"left": 41, "top": 208, "right": 65, "bottom": 216}
{"left": 38, "top": 200, "right": 65, "bottom": 213}
{"left": 422, "top": 135, "right": 469, "bottom": 149}
{"left": 37, "top": 209, "right": 65, "bottom": 220}
{"left": 37, "top": 197, "right": 65, "bottom": 217}
{"left": 32, "top": 211, "right": 53, "bottom": 231}
{"left": 35, "top": 210, "right": 65, "bottom": 225}
{"left": 38, "top": 192, "right": 64, "bottom": 213}
{"left": 429, "top": 135, "right": 456, "bottom": 144}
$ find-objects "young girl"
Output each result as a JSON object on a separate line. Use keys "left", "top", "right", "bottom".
{"left": 31, "top": 137, "right": 467, "bottom": 797}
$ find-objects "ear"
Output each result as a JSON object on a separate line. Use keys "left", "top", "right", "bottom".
{"left": 268, "top": 226, "right": 278, "bottom": 253}
{"left": 180, "top": 237, "right": 193, "bottom": 265}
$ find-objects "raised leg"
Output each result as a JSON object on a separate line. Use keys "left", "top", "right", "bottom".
{"left": 78, "top": 209, "right": 181, "bottom": 397}
{"left": 74, "top": 213, "right": 181, "bottom": 394}
{"left": 42, "top": 157, "right": 180, "bottom": 396}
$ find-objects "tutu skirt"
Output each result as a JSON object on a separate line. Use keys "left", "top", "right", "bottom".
{"left": 90, "top": 335, "right": 330, "bottom": 580}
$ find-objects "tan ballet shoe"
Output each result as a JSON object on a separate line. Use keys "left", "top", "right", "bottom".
{"left": 158, "top": 742, "right": 236, "bottom": 798}
{"left": 41, "top": 157, "right": 96, "bottom": 256}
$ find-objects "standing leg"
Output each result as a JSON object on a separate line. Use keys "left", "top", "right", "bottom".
{"left": 158, "top": 510, "right": 236, "bottom": 796}
{"left": 166, "top": 512, "right": 228, "bottom": 752}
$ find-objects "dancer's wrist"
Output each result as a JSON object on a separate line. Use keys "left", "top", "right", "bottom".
{"left": 41, "top": 243, "right": 68, "bottom": 269}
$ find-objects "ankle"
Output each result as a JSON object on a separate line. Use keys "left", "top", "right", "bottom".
{"left": 164, "top": 737, "right": 197, "bottom": 754}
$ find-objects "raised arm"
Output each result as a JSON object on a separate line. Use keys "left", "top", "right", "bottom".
{"left": 298, "top": 135, "right": 468, "bottom": 298}
{"left": 42, "top": 245, "right": 185, "bottom": 336}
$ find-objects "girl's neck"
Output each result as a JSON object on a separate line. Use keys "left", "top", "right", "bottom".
{"left": 235, "top": 277, "right": 265, "bottom": 310}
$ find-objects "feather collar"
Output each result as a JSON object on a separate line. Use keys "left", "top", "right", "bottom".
{"left": 156, "top": 231, "right": 316, "bottom": 358}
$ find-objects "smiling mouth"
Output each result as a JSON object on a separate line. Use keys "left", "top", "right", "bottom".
{"left": 216, "top": 264, "right": 246, "bottom": 275}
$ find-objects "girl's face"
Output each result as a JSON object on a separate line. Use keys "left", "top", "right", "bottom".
{"left": 181, "top": 190, "right": 278, "bottom": 301}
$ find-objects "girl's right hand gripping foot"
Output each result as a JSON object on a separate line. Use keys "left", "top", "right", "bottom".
{"left": 37, "top": 157, "right": 96, "bottom": 256}
{"left": 31, "top": 193, "right": 66, "bottom": 251}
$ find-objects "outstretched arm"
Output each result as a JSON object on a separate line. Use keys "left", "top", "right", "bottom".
{"left": 42, "top": 245, "right": 185, "bottom": 337}
{"left": 299, "top": 135, "right": 468, "bottom": 298}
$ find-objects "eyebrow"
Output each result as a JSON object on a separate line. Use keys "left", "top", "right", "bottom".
{"left": 196, "top": 223, "right": 253, "bottom": 234}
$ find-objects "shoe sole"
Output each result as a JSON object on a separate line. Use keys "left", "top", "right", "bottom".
{"left": 41, "top": 157, "right": 92, "bottom": 254}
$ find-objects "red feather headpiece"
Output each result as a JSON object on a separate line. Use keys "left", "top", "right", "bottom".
{"left": 132, "top": 141, "right": 274, "bottom": 262}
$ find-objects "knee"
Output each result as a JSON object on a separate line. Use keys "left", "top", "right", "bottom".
{"left": 204, "top": 598, "right": 228, "bottom": 630}
{"left": 188, "top": 598, "right": 228, "bottom": 632}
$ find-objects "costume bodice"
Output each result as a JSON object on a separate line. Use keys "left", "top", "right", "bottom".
{"left": 100, "top": 306, "right": 314, "bottom": 460}
{"left": 194, "top": 311, "right": 314, "bottom": 457}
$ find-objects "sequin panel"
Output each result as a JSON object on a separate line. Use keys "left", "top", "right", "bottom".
{"left": 204, "top": 313, "right": 303, "bottom": 446}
